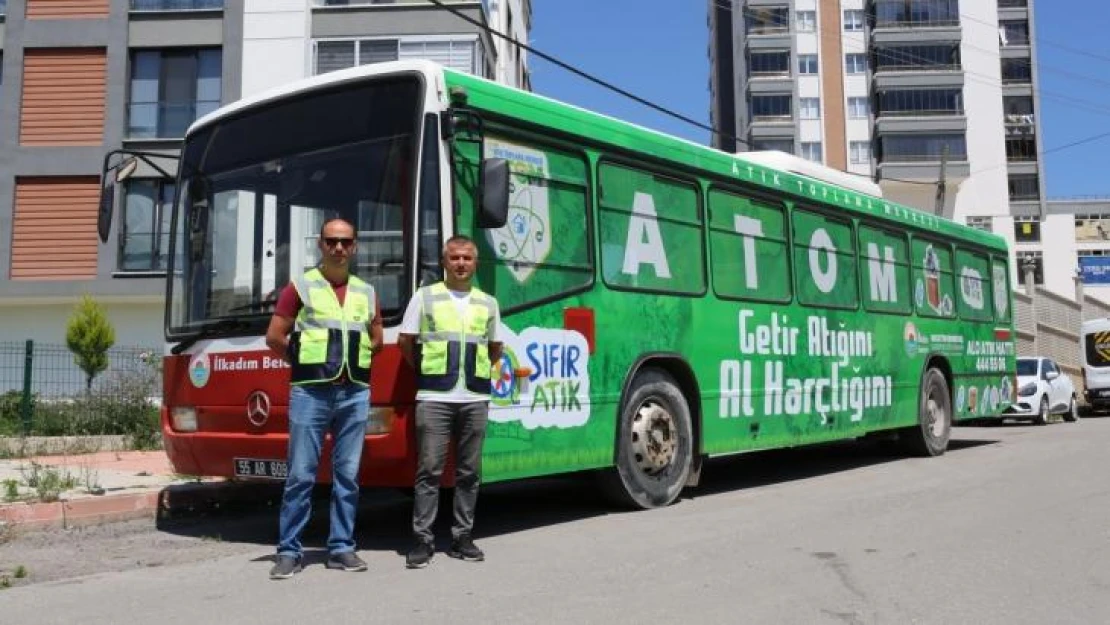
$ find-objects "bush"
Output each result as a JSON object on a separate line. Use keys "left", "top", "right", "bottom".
{"left": 0, "top": 391, "right": 35, "bottom": 436}
{"left": 12, "top": 365, "right": 162, "bottom": 448}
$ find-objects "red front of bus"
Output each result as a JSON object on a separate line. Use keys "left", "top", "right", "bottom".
{"left": 161, "top": 346, "right": 416, "bottom": 487}
{"left": 157, "top": 71, "right": 437, "bottom": 486}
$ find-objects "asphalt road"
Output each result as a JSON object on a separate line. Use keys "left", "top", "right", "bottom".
{"left": 2, "top": 417, "right": 1109, "bottom": 625}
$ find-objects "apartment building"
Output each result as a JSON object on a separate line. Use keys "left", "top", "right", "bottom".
{"left": 0, "top": 0, "right": 531, "bottom": 349}
{"left": 709, "top": 0, "right": 1047, "bottom": 289}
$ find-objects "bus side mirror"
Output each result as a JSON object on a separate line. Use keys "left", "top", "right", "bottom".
{"left": 97, "top": 182, "right": 115, "bottom": 243}
{"left": 479, "top": 158, "right": 509, "bottom": 229}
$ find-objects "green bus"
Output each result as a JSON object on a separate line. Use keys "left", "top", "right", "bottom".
{"left": 98, "top": 60, "right": 1016, "bottom": 509}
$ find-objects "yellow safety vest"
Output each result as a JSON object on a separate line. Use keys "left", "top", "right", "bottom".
{"left": 289, "top": 268, "right": 374, "bottom": 386}
{"left": 416, "top": 282, "right": 495, "bottom": 395}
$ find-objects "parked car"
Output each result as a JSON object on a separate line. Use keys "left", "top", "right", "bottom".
{"left": 1004, "top": 357, "right": 1079, "bottom": 425}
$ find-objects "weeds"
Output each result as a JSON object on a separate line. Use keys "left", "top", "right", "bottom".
{"left": 13, "top": 565, "right": 27, "bottom": 579}
{"left": 20, "top": 462, "right": 78, "bottom": 503}
{"left": 2, "top": 479, "right": 18, "bottom": 502}
{"left": 0, "top": 576, "right": 10, "bottom": 589}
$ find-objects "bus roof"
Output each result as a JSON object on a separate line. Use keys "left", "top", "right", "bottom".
{"left": 443, "top": 66, "right": 1009, "bottom": 254}
{"left": 185, "top": 59, "right": 446, "bottom": 137}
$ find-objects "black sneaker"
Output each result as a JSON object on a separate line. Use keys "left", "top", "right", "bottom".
{"left": 326, "top": 551, "right": 368, "bottom": 572}
{"left": 447, "top": 535, "right": 484, "bottom": 562}
{"left": 406, "top": 541, "right": 434, "bottom": 569}
{"left": 269, "top": 555, "right": 302, "bottom": 580}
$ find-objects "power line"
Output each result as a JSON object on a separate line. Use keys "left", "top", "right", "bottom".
{"left": 425, "top": 0, "right": 745, "bottom": 147}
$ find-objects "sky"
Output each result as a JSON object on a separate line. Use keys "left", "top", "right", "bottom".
{"left": 528, "top": 0, "right": 1110, "bottom": 200}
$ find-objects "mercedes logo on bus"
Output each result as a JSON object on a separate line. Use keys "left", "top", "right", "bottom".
{"left": 246, "top": 391, "right": 271, "bottom": 427}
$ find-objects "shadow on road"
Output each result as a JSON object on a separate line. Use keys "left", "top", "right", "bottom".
{"left": 154, "top": 435, "right": 1002, "bottom": 557}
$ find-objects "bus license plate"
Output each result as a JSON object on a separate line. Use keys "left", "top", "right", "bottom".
{"left": 234, "top": 458, "right": 288, "bottom": 480}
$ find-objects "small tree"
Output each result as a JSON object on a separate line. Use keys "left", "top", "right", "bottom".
{"left": 66, "top": 296, "right": 116, "bottom": 391}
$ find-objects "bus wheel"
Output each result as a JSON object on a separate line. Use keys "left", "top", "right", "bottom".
{"left": 603, "top": 368, "right": 693, "bottom": 509}
{"left": 902, "top": 368, "right": 951, "bottom": 457}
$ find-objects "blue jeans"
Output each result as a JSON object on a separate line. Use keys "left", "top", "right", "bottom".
{"left": 276, "top": 383, "right": 369, "bottom": 558}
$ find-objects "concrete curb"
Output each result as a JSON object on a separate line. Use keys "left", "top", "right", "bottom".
{"left": 0, "top": 482, "right": 285, "bottom": 532}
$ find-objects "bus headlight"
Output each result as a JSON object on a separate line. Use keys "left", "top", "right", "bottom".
{"left": 171, "top": 406, "right": 198, "bottom": 432}
{"left": 366, "top": 407, "right": 394, "bottom": 435}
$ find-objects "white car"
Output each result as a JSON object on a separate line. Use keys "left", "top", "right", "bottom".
{"left": 1004, "top": 357, "right": 1079, "bottom": 425}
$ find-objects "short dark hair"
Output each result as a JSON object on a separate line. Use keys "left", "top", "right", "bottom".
{"left": 319, "top": 216, "right": 355, "bottom": 238}
{"left": 442, "top": 235, "right": 478, "bottom": 259}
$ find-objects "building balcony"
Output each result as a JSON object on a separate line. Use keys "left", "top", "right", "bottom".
{"left": 745, "top": 31, "right": 792, "bottom": 50}
{"left": 871, "top": 24, "right": 961, "bottom": 46}
{"left": 746, "top": 120, "right": 796, "bottom": 141}
{"left": 747, "top": 75, "right": 794, "bottom": 94}
{"left": 875, "top": 111, "right": 966, "bottom": 134}
{"left": 873, "top": 67, "right": 964, "bottom": 89}
{"left": 877, "top": 158, "right": 970, "bottom": 182}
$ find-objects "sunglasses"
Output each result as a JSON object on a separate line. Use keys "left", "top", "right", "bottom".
{"left": 323, "top": 237, "right": 355, "bottom": 248}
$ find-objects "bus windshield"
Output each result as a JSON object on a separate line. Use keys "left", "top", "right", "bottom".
{"left": 166, "top": 77, "right": 424, "bottom": 338}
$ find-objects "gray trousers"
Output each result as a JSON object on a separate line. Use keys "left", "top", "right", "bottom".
{"left": 412, "top": 400, "right": 489, "bottom": 543}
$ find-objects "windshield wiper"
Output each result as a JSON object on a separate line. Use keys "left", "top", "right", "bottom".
{"left": 170, "top": 318, "right": 251, "bottom": 355}
{"left": 227, "top": 296, "right": 279, "bottom": 313}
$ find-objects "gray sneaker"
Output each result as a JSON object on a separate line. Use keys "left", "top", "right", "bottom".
{"left": 326, "top": 551, "right": 368, "bottom": 572}
{"left": 269, "top": 555, "right": 302, "bottom": 580}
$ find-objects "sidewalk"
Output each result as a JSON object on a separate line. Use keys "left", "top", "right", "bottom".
{"left": 0, "top": 450, "right": 215, "bottom": 530}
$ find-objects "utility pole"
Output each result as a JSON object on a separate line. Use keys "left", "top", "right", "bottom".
{"left": 934, "top": 144, "right": 949, "bottom": 217}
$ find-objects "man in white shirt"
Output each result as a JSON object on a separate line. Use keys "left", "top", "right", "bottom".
{"left": 398, "top": 235, "right": 502, "bottom": 568}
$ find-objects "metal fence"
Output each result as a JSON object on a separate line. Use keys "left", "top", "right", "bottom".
{"left": 0, "top": 341, "right": 161, "bottom": 436}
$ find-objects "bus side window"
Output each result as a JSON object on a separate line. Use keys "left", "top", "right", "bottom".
{"left": 955, "top": 248, "right": 993, "bottom": 321}
{"left": 792, "top": 208, "right": 858, "bottom": 310}
{"left": 598, "top": 162, "right": 705, "bottom": 295}
{"left": 708, "top": 188, "right": 790, "bottom": 303}
{"left": 859, "top": 224, "right": 911, "bottom": 314}
{"left": 478, "top": 134, "right": 593, "bottom": 311}
{"left": 991, "top": 256, "right": 1012, "bottom": 323}
{"left": 911, "top": 237, "right": 956, "bottom": 318}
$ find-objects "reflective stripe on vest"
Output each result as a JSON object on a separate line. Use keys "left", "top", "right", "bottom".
{"left": 416, "top": 282, "right": 494, "bottom": 395}
{"left": 289, "top": 268, "right": 374, "bottom": 386}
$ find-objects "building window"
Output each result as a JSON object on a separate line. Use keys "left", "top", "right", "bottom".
{"left": 746, "top": 7, "right": 790, "bottom": 35}
{"left": 845, "top": 53, "right": 868, "bottom": 74}
{"left": 1075, "top": 215, "right": 1110, "bottom": 242}
{"left": 850, "top": 140, "right": 871, "bottom": 164}
{"left": 879, "top": 134, "right": 967, "bottom": 162}
{"left": 130, "top": 0, "right": 224, "bottom": 10}
{"left": 748, "top": 51, "right": 790, "bottom": 76}
{"left": 1006, "top": 136, "right": 1037, "bottom": 161}
{"left": 1008, "top": 174, "right": 1040, "bottom": 201}
{"left": 999, "top": 20, "right": 1030, "bottom": 46}
{"left": 1014, "top": 218, "right": 1041, "bottom": 243}
{"left": 798, "top": 54, "right": 819, "bottom": 75}
{"left": 847, "top": 96, "right": 870, "bottom": 118}
{"left": 843, "top": 10, "right": 865, "bottom": 31}
{"left": 876, "top": 88, "right": 963, "bottom": 116}
{"left": 875, "top": 0, "right": 959, "bottom": 27}
{"left": 966, "top": 216, "right": 992, "bottom": 232}
{"left": 799, "top": 97, "right": 820, "bottom": 119}
{"left": 1001, "top": 58, "right": 1032, "bottom": 83}
{"left": 1016, "top": 251, "right": 1043, "bottom": 285}
{"left": 800, "top": 142, "right": 823, "bottom": 162}
{"left": 874, "top": 45, "right": 960, "bottom": 71}
{"left": 751, "top": 139, "right": 794, "bottom": 153}
{"left": 796, "top": 10, "right": 816, "bottom": 32}
{"left": 127, "top": 48, "right": 222, "bottom": 139}
{"left": 120, "top": 179, "right": 176, "bottom": 272}
{"left": 749, "top": 94, "right": 792, "bottom": 119}
{"left": 314, "top": 37, "right": 481, "bottom": 76}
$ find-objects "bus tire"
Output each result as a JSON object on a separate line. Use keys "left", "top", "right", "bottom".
{"left": 902, "top": 368, "right": 951, "bottom": 457}
{"left": 602, "top": 368, "right": 693, "bottom": 509}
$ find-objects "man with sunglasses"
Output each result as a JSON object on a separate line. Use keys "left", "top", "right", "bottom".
{"left": 265, "top": 216, "right": 383, "bottom": 580}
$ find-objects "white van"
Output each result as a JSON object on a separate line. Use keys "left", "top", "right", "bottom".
{"left": 1080, "top": 318, "right": 1110, "bottom": 411}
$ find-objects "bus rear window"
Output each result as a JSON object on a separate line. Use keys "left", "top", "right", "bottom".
{"left": 1085, "top": 332, "right": 1110, "bottom": 366}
